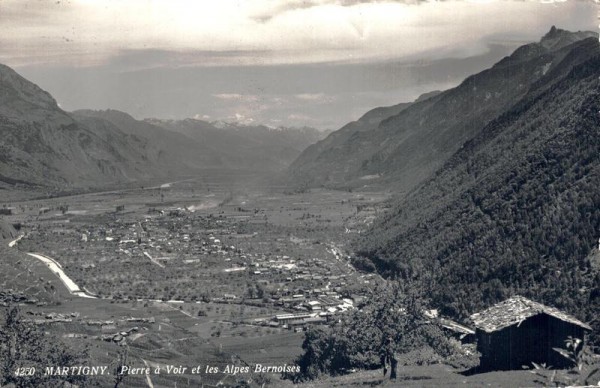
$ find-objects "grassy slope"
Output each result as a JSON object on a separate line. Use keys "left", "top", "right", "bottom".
{"left": 276, "top": 365, "right": 546, "bottom": 387}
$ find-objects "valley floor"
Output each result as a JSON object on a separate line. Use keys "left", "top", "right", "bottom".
{"left": 0, "top": 172, "right": 390, "bottom": 387}
{"left": 2, "top": 172, "right": 591, "bottom": 387}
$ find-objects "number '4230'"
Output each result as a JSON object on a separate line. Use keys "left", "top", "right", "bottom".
{"left": 15, "top": 367, "right": 36, "bottom": 376}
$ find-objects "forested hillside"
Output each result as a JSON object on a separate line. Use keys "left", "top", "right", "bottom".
{"left": 356, "top": 48, "right": 600, "bottom": 337}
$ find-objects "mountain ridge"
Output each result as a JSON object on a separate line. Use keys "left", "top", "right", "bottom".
{"left": 0, "top": 65, "right": 328, "bottom": 191}
{"left": 149, "top": 117, "right": 328, "bottom": 172}
{"left": 0, "top": 65, "right": 167, "bottom": 189}
{"left": 354, "top": 43, "right": 600, "bottom": 335}
{"left": 287, "top": 27, "right": 598, "bottom": 194}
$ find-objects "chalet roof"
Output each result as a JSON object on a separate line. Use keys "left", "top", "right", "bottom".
{"left": 439, "top": 317, "right": 475, "bottom": 335}
{"left": 470, "top": 296, "right": 592, "bottom": 333}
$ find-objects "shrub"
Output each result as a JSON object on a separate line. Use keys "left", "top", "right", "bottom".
{"left": 289, "top": 283, "right": 458, "bottom": 381}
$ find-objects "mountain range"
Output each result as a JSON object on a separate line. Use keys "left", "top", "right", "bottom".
{"left": 349, "top": 27, "right": 599, "bottom": 334}
{"left": 0, "top": 63, "right": 163, "bottom": 190}
{"left": 288, "top": 27, "right": 598, "bottom": 195}
{"left": 145, "top": 117, "right": 328, "bottom": 172}
{"left": 0, "top": 68, "right": 327, "bottom": 191}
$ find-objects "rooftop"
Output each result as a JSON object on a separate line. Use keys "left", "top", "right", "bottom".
{"left": 470, "top": 295, "right": 592, "bottom": 333}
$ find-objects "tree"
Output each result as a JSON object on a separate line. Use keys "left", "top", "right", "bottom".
{"left": 112, "top": 348, "right": 130, "bottom": 388}
{"left": 290, "top": 282, "right": 457, "bottom": 381}
{"left": 0, "top": 306, "right": 90, "bottom": 387}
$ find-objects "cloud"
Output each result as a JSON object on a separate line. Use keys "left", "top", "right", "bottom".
{"left": 288, "top": 113, "right": 315, "bottom": 121}
{"left": 230, "top": 113, "right": 255, "bottom": 125}
{"left": 103, "top": 48, "right": 273, "bottom": 71}
{"left": 213, "top": 93, "right": 260, "bottom": 102}
{"left": 0, "top": 0, "right": 594, "bottom": 67}
{"left": 249, "top": 0, "right": 323, "bottom": 23}
{"left": 294, "top": 93, "right": 336, "bottom": 103}
{"left": 295, "top": 93, "right": 325, "bottom": 100}
{"left": 249, "top": 0, "right": 437, "bottom": 23}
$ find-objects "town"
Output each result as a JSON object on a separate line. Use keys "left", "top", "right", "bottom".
{"left": 7, "top": 181, "right": 386, "bottom": 335}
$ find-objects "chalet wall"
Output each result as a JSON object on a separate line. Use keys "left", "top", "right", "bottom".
{"left": 477, "top": 313, "right": 586, "bottom": 371}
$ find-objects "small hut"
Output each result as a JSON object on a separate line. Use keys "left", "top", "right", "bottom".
{"left": 470, "top": 296, "right": 592, "bottom": 371}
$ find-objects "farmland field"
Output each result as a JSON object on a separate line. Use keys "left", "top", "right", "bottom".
{"left": 1, "top": 169, "right": 390, "bottom": 386}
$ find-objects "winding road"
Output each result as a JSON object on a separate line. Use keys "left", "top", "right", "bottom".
{"left": 25, "top": 253, "right": 97, "bottom": 298}
{"left": 8, "top": 235, "right": 97, "bottom": 298}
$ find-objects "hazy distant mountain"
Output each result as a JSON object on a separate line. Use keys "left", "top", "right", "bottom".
{"left": 0, "top": 64, "right": 166, "bottom": 189}
{"left": 148, "top": 118, "right": 328, "bottom": 171}
{"left": 73, "top": 109, "right": 226, "bottom": 171}
{"left": 354, "top": 29, "right": 599, "bottom": 329}
{"left": 288, "top": 27, "right": 597, "bottom": 194}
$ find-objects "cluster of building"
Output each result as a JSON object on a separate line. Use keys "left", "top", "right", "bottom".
{"left": 17, "top": 204, "right": 376, "bottom": 333}
{"left": 22, "top": 309, "right": 155, "bottom": 347}
{"left": 0, "top": 289, "right": 45, "bottom": 307}
{"left": 254, "top": 297, "right": 356, "bottom": 332}
{"left": 70, "top": 208, "right": 368, "bottom": 305}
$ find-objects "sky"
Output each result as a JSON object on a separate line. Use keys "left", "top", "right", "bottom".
{"left": 0, "top": 0, "right": 597, "bottom": 129}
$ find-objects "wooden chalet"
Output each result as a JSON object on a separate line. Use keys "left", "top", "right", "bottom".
{"left": 470, "top": 296, "right": 592, "bottom": 371}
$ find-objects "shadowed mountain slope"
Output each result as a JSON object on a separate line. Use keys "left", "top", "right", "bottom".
{"left": 0, "top": 64, "right": 326, "bottom": 191}
{"left": 355, "top": 37, "right": 600, "bottom": 335}
{"left": 288, "top": 28, "right": 597, "bottom": 195}
{"left": 0, "top": 64, "right": 178, "bottom": 189}
{"left": 72, "top": 109, "right": 226, "bottom": 171}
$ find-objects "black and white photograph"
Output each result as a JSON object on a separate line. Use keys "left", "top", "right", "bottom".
{"left": 0, "top": 1, "right": 599, "bottom": 387}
